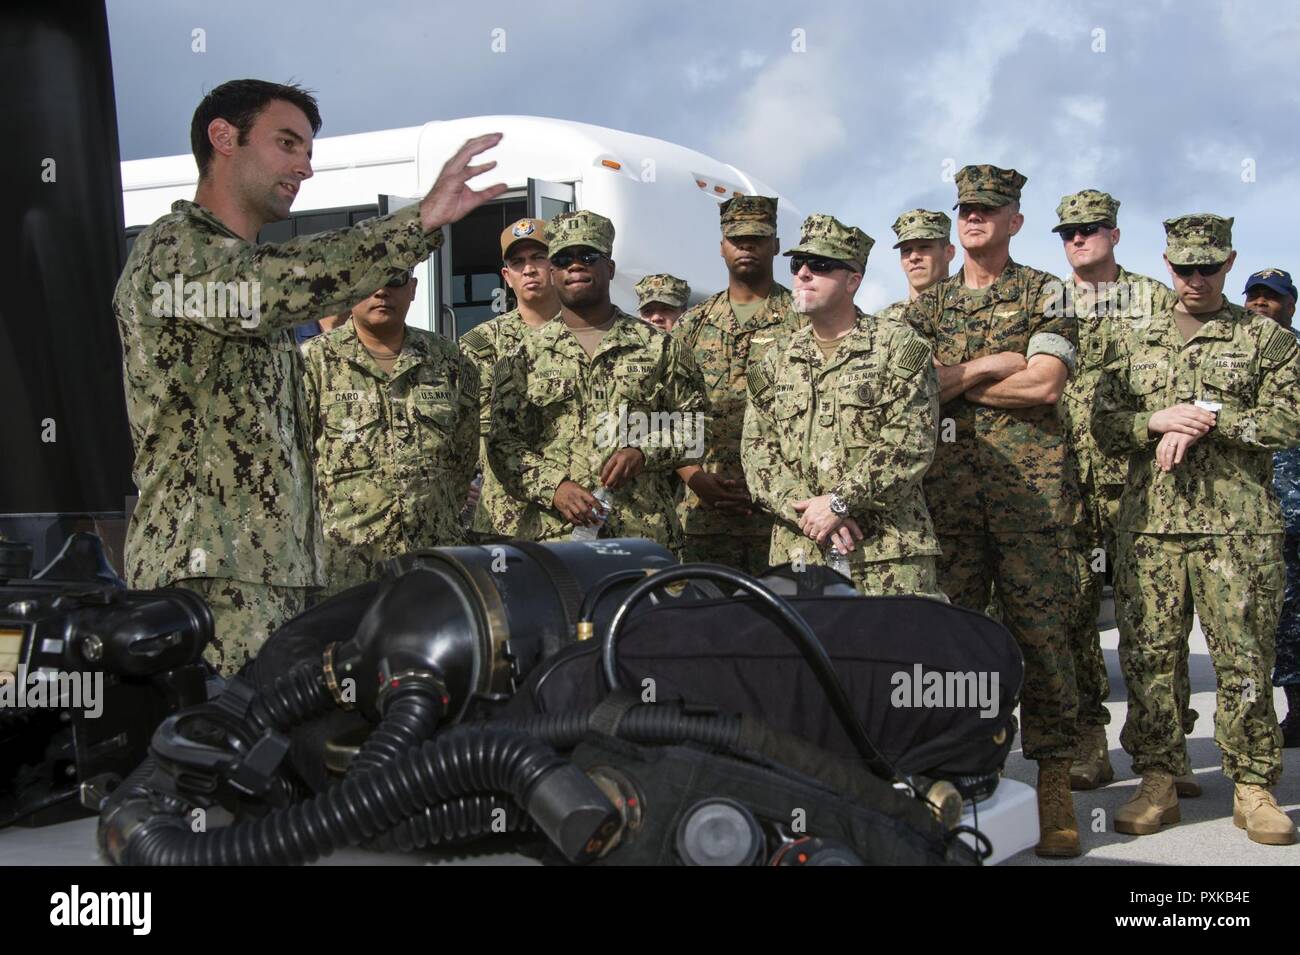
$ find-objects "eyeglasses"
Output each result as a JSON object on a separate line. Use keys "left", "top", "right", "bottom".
{"left": 384, "top": 272, "right": 413, "bottom": 288}
{"left": 1058, "top": 224, "right": 1103, "bottom": 242}
{"left": 1171, "top": 262, "right": 1226, "bottom": 278}
{"left": 789, "top": 255, "right": 851, "bottom": 275}
{"left": 550, "top": 250, "right": 605, "bottom": 268}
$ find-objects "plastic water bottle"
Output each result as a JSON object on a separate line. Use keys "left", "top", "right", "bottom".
{"left": 571, "top": 487, "right": 613, "bottom": 541}
{"left": 460, "top": 472, "right": 484, "bottom": 529}
{"left": 826, "top": 545, "right": 852, "bottom": 580}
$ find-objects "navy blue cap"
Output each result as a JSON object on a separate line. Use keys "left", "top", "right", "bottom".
{"left": 1244, "top": 268, "right": 1297, "bottom": 302}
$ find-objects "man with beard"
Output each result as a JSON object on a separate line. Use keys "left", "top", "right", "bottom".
{"left": 672, "top": 196, "right": 803, "bottom": 573}
{"left": 459, "top": 218, "right": 559, "bottom": 538}
{"left": 488, "top": 210, "right": 706, "bottom": 548}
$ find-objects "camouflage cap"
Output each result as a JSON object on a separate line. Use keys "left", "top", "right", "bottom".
{"left": 719, "top": 195, "right": 778, "bottom": 238}
{"left": 635, "top": 273, "right": 690, "bottom": 309}
{"left": 783, "top": 214, "right": 874, "bottom": 272}
{"left": 953, "top": 164, "right": 1027, "bottom": 209}
{"left": 500, "top": 217, "right": 550, "bottom": 258}
{"left": 891, "top": 209, "right": 951, "bottom": 248}
{"left": 1053, "top": 189, "right": 1119, "bottom": 232}
{"left": 1164, "top": 213, "right": 1234, "bottom": 266}
{"left": 548, "top": 209, "right": 615, "bottom": 257}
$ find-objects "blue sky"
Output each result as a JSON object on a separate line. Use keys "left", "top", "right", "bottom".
{"left": 107, "top": 0, "right": 1300, "bottom": 309}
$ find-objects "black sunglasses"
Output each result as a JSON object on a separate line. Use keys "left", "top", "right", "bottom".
{"left": 1058, "top": 224, "right": 1103, "bottom": 242}
{"left": 551, "top": 250, "right": 605, "bottom": 268}
{"left": 384, "top": 271, "right": 413, "bottom": 288}
{"left": 789, "top": 255, "right": 851, "bottom": 275}
{"left": 1171, "top": 262, "right": 1226, "bottom": 278}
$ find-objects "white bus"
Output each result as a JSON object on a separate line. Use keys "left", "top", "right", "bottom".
{"left": 120, "top": 115, "right": 804, "bottom": 339}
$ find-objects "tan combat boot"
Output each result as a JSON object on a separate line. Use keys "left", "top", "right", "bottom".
{"left": 1068, "top": 724, "right": 1114, "bottom": 790}
{"left": 1233, "top": 784, "right": 1298, "bottom": 846}
{"left": 1114, "top": 770, "right": 1179, "bottom": 835}
{"left": 1035, "top": 757, "right": 1081, "bottom": 858}
{"left": 1174, "top": 773, "right": 1201, "bottom": 798}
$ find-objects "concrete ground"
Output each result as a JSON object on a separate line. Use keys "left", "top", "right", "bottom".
{"left": 1005, "top": 601, "right": 1299, "bottom": 866}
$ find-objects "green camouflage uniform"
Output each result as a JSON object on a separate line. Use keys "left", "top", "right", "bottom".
{"left": 301, "top": 321, "right": 479, "bottom": 594}
{"left": 459, "top": 310, "right": 550, "bottom": 539}
{"left": 742, "top": 215, "right": 941, "bottom": 595}
{"left": 876, "top": 211, "right": 953, "bottom": 343}
{"left": 902, "top": 165, "right": 1083, "bottom": 761}
{"left": 1092, "top": 214, "right": 1300, "bottom": 786}
{"left": 114, "top": 199, "right": 439, "bottom": 674}
{"left": 488, "top": 211, "right": 707, "bottom": 550}
{"left": 673, "top": 195, "right": 803, "bottom": 573}
{"left": 1052, "top": 190, "right": 1184, "bottom": 731}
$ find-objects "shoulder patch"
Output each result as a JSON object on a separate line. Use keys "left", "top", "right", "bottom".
{"left": 460, "top": 326, "right": 492, "bottom": 356}
{"left": 1260, "top": 322, "right": 1299, "bottom": 366}
{"left": 746, "top": 362, "right": 773, "bottom": 400}
{"left": 890, "top": 337, "right": 931, "bottom": 379}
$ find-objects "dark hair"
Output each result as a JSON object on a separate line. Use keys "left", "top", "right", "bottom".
{"left": 190, "top": 79, "right": 322, "bottom": 177}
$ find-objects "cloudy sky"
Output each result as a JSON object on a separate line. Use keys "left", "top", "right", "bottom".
{"left": 107, "top": 0, "right": 1300, "bottom": 310}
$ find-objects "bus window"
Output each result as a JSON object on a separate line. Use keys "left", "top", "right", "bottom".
{"left": 448, "top": 198, "right": 527, "bottom": 338}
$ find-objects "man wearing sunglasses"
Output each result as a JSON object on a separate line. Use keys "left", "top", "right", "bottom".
{"left": 1242, "top": 269, "right": 1300, "bottom": 749}
{"left": 459, "top": 218, "right": 559, "bottom": 539}
{"left": 301, "top": 268, "right": 480, "bottom": 595}
{"left": 488, "top": 210, "right": 705, "bottom": 549}
{"left": 1050, "top": 190, "right": 1196, "bottom": 796}
{"left": 1093, "top": 216, "right": 1300, "bottom": 846}
{"left": 902, "top": 164, "right": 1085, "bottom": 858}
{"left": 742, "top": 214, "right": 940, "bottom": 597}
{"left": 672, "top": 196, "right": 802, "bottom": 574}
{"left": 876, "top": 209, "right": 955, "bottom": 323}
{"left": 113, "top": 77, "right": 506, "bottom": 675}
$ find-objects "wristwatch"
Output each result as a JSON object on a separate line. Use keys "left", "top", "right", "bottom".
{"left": 828, "top": 493, "right": 849, "bottom": 516}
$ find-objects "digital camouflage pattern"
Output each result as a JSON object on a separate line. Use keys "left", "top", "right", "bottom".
{"left": 672, "top": 284, "right": 802, "bottom": 543}
{"left": 741, "top": 309, "right": 942, "bottom": 596}
{"left": 172, "top": 577, "right": 308, "bottom": 677}
{"left": 1116, "top": 531, "right": 1285, "bottom": 785}
{"left": 1094, "top": 298, "right": 1300, "bottom": 785}
{"left": 1059, "top": 266, "right": 1178, "bottom": 727}
{"left": 1164, "top": 214, "right": 1234, "bottom": 265}
{"left": 952, "top": 164, "right": 1027, "bottom": 208}
{"left": 301, "top": 321, "right": 479, "bottom": 594}
{"left": 719, "top": 195, "right": 778, "bottom": 238}
{"left": 903, "top": 259, "right": 1083, "bottom": 760}
{"left": 114, "top": 200, "right": 439, "bottom": 591}
{"left": 548, "top": 209, "right": 615, "bottom": 257}
{"left": 488, "top": 308, "right": 706, "bottom": 549}
{"left": 1052, "top": 189, "right": 1120, "bottom": 231}
{"left": 783, "top": 214, "right": 874, "bottom": 272}
{"left": 459, "top": 311, "right": 551, "bottom": 538}
{"left": 1274, "top": 374, "right": 1300, "bottom": 686}
{"left": 635, "top": 273, "right": 690, "bottom": 309}
{"left": 891, "top": 209, "right": 951, "bottom": 247}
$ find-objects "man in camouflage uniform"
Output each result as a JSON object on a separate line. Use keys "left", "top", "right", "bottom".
{"left": 903, "top": 164, "right": 1084, "bottom": 858}
{"left": 113, "top": 78, "right": 504, "bottom": 675}
{"left": 1093, "top": 216, "right": 1300, "bottom": 846}
{"left": 1050, "top": 189, "right": 1200, "bottom": 794}
{"left": 876, "top": 209, "right": 955, "bottom": 324}
{"left": 742, "top": 215, "right": 941, "bottom": 596}
{"left": 301, "top": 271, "right": 479, "bottom": 595}
{"left": 1242, "top": 267, "right": 1300, "bottom": 747}
{"left": 488, "top": 211, "right": 706, "bottom": 549}
{"left": 673, "top": 196, "right": 803, "bottom": 573}
{"left": 459, "top": 218, "right": 559, "bottom": 539}
{"left": 635, "top": 273, "right": 690, "bottom": 333}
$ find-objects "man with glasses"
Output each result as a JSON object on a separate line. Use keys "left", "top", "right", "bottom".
{"left": 488, "top": 210, "right": 706, "bottom": 549}
{"left": 1050, "top": 190, "right": 1199, "bottom": 796}
{"left": 673, "top": 196, "right": 802, "bottom": 574}
{"left": 1242, "top": 268, "right": 1300, "bottom": 748}
{"left": 742, "top": 215, "right": 941, "bottom": 596}
{"left": 459, "top": 218, "right": 559, "bottom": 539}
{"left": 301, "top": 269, "right": 480, "bottom": 595}
{"left": 876, "top": 209, "right": 955, "bottom": 323}
{"left": 1093, "top": 216, "right": 1300, "bottom": 846}
{"left": 635, "top": 273, "right": 690, "bottom": 333}
{"left": 903, "top": 164, "right": 1084, "bottom": 858}
{"left": 113, "top": 77, "right": 505, "bottom": 675}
